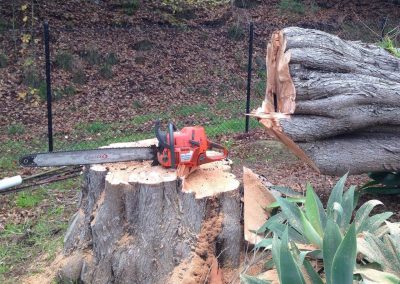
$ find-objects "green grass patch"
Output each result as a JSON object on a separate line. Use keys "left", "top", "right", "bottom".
{"left": 278, "top": 0, "right": 305, "bottom": 14}
{"left": 379, "top": 36, "right": 400, "bottom": 58}
{"left": 227, "top": 24, "right": 245, "bottom": 41}
{"left": 0, "top": 53, "right": 7, "bottom": 68}
{"left": 174, "top": 104, "right": 209, "bottom": 115}
{"left": 7, "top": 123, "right": 25, "bottom": 135}
{"left": 72, "top": 69, "right": 87, "bottom": 85}
{"left": 76, "top": 121, "right": 109, "bottom": 134}
{"left": 0, "top": 178, "right": 80, "bottom": 282}
{"left": 53, "top": 84, "right": 77, "bottom": 101}
{"left": 99, "top": 64, "right": 113, "bottom": 79}
{"left": 0, "top": 156, "right": 16, "bottom": 172}
{"left": 105, "top": 52, "right": 119, "bottom": 65}
{"left": 54, "top": 51, "right": 74, "bottom": 71}
{"left": 15, "top": 190, "right": 45, "bottom": 208}
{"left": 121, "top": 0, "right": 140, "bottom": 15}
{"left": 80, "top": 48, "right": 103, "bottom": 66}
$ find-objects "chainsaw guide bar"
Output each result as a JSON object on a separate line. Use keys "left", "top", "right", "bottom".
{"left": 19, "top": 146, "right": 158, "bottom": 167}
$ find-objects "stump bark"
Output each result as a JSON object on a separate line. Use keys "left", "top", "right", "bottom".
{"left": 258, "top": 27, "right": 400, "bottom": 175}
{"left": 59, "top": 139, "right": 241, "bottom": 284}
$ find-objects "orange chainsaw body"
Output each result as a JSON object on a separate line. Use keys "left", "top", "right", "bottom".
{"left": 157, "top": 125, "right": 228, "bottom": 169}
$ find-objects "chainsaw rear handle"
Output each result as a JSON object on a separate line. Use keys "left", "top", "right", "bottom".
{"left": 201, "top": 140, "right": 228, "bottom": 164}
{"left": 155, "top": 120, "right": 176, "bottom": 168}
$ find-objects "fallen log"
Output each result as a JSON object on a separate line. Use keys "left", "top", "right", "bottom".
{"left": 258, "top": 27, "right": 400, "bottom": 175}
{"left": 58, "top": 139, "right": 241, "bottom": 284}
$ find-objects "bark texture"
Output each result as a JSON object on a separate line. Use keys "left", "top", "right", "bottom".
{"left": 59, "top": 140, "right": 241, "bottom": 284}
{"left": 260, "top": 27, "right": 400, "bottom": 175}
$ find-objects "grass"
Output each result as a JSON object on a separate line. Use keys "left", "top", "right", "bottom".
{"left": 72, "top": 69, "right": 86, "bottom": 85}
{"left": 227, "top": 24, "right": 245, "bottom": 41}
{"left": 8, "top": 123, "right": 25, "bottom": 135}
{"left": 379, "top": 36, "right": 400, "bottom": 58}
{"left": 121, "top": 0, "right": 140, "bottom": 15}
{"left": 99, "top": 64, "right": 113, "bottom": 79}
{"left": 16, "top": 190, "right": 45, "bottom": 208}
{"left": 278, "top": 0, "right": 305, "bottom": 14}
{"left": 76, "top": 121, "right": 109, "bottom": 134}
{"left": 80, "top": 48, "right": 102, "bottom": 66}
{"left": 132, "top": 40, "right": 154, "bottom": 51}
{"left": 53, "top": 84, "right": 77, "bottom": 100}
{"left": 23, "top": 68, "right": 41, "bottom": 89}
{"left": 174, "top": 104, "right": 209, "bottom": 115}
{"left": 0, "top": 53, "right": 7, "bottom": 68}
{"left": 54, "top": 51, "right": 74, "bottom": 71}
{"left": 0, "top": 178, "right": 80, "bottom": 283}
{"left": 105, "top": 52, "right": 119, "bottom": 65}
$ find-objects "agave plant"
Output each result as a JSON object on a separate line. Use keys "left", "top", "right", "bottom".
{"left": 242, "top": 174, "right": 395, "bottom": 284}
{"left": 257, "top": 174, "right": 392, "bottom": 249}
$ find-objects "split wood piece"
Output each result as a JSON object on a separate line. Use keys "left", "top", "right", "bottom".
{"left": 260, "top": 27, "right": 400, "bottom": 175}
{"left": 243, "top": 167, "right": 276, "bottom": 245}
{"left": 58, "top": 139, "right": 241, "bottom": 284}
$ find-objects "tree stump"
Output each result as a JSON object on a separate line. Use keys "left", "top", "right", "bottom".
{"left": 59, "top": 139, "right": 241, "bottom": 284}
{"left": 256, "top": 27, "right": 400, "bottom": 175}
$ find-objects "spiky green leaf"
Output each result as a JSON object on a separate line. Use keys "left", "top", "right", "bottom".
{"left": 276, "top": 197, "right": 303, "bottom": 233}
{"left": 303, "top": 259, "right": 324, "bottom": 284}
{"left": 279, "top": 228, "right": 306, "bottom": 284}
{"left": 272, "top": 234, "right": 281, "bottom": 282}
{"left": 267, "top": 197, "right": 306, "bottom": 209}
{"left": 255, "top": 238, "right": 273, "bottom": 249}
{"left": 331, "top": 223, "right": 357, "bottom": 284}
{"left": 327, "top": 173, "right": 347, "bottom": 214}
{"left": 332, "top": 202, "right": 343, "bottom": 226}
{"left": 363, "top": 212, "right": 393, "bottom": 234}
{"left": 355, "top": 267, "right": 400, "bottom": 284}
{"left": 267, "top": 221, "right": 308, "bottom": 244}
{"left": 270, "top": 186, "right": 303, "bottom": 197}
{"left": 355, "top": 200, "right": 384, "bottom": 233}
{"left": 305, "top": 183, "right": 323, "bottom": 236}
{"left": 257, "top": 212, "right": 286, "bottom": 234}
{"left": 300, "top": 210, "right": 322, "bottom": 248}
{"left": 240, "top": 274, "right": 271, "bottom": 284}
{"left": 341, "top": 186, "right": 355, "bottom": 229}
{"left": 323, "top": 218, "right": 343, "bottom": 284}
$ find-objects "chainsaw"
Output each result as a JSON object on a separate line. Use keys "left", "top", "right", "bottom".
{"left": 19, "top": 121, "right": 228, "bottom": 173}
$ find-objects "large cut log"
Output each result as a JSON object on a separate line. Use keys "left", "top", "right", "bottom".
{"left": 257, "top": 27, "right": 400, "bottom": 175}
{"left": 58, "top": 139, "right": 241, "bottom": 284}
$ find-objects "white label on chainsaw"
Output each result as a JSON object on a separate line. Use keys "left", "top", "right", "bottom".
{"left": 180, "top": 151, "right": 193, "bottom": 162}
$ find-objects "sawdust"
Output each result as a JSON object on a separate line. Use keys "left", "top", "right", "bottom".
{"left": 168, "top": 199, "right": 223, "bottom": 284}
{"left": 22, "top": 252, "right": 66, "bottom": 284}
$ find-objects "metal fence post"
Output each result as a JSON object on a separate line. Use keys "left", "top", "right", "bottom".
{"left": 44, "top": 21, "right": 53, "bottom": 152}
{"left": 245, "top": 22, "right": 254, "bottom": 133}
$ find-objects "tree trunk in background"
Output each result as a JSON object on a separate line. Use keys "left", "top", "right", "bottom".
{"left": 57, "top": 140, "right": 241, "bottom": 284}
{"left": 258, "top": 27, "right": 400, "bottom": 175}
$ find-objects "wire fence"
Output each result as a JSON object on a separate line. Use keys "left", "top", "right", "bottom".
{"left": 1, "top": 20, "right": 268, "bottom": 150}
